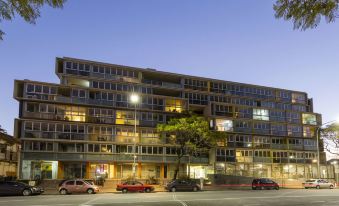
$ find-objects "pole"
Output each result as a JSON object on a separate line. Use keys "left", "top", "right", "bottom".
{"left": 133, "top": 102, "right": 137, "bottom": 180}
{"left": 316, "top": 127, "right": 320, "bottom": 178}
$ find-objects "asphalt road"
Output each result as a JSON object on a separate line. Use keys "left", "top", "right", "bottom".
{"left": 1, "top": 189, "right": 339, "bottom": 206}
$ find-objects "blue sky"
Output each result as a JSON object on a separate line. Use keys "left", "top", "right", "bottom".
{"left": 1, "top": 0, "right": 339, "bottom": 135}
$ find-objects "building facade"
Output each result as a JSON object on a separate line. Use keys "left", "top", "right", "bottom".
{"left": 14, "top": 57, "right": 333, "bottom": 181}
{"left": 0, "top": 133, "right": 20, "bottom": 178}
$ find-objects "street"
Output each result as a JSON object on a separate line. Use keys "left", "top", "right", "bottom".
{"left": 1, "top": 189, "right": 339, "bottom": 206}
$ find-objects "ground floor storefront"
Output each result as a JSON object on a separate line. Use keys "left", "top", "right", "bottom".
{"left": 20, "top": 160, "right": 335, "bottom": 181}
{"left": 0, "top": 161, "right": 17, "bottom": 177}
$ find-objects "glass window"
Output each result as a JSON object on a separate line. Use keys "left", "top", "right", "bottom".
{"left": 215, "top": 119, "right": 233, "bottom": 131}
{"left": 66, "top": 181, "right": 75, "bottom": 185}
{"left": 302, "top": 113, "right": 317, "bottom": 125}
{"left": 253, "top": 109, "right": 269, "bottom": 121}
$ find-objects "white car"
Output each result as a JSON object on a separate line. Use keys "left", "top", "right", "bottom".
{"left": 303, "top": 179, "right": 334, "bottom": 189}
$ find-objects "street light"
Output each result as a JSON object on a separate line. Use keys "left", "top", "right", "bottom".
{"left": 130, "top": 93, "right": 139, "bottom": 180}
{"left": 316, "top": 120, "right": 338, "bottom": 178}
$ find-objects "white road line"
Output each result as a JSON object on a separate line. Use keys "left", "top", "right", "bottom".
{"left": 80, "top": 195, "right": 102, "bottom": 206}
{"left": 172, "top": 193, "right": 187, "bottom": 206}
{"left": 0, "top": 200, "right": 25, "bottom": 203}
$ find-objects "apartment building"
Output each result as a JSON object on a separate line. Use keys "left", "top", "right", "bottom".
{"left": 0, "top": 133, "right": 20, "bottom": 178}
{"left": 13, "top": 57, "right": 333, "bottom": 181}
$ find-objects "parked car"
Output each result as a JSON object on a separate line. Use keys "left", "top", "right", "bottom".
{"left": 58, "top": 179, "right": 99, "bottom": 195}
{"left": 252, "top": 178, "right": 279, "bottom": 190}
{"left": 0, "top": 181, "right": 44, "bottom": 196}
{"left": 116, "top": 181, "right": 154, "bottom": 193}
{"left": 303, "top": 179, "right": 334, "bottom": 189}
{"left": 165, "top": 179, "right": 200, "bottom": 192}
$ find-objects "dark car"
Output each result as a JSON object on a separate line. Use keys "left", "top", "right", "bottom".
{"left": 0, "top": 181, "right": 44, "bottom": 196}
{"left": 116, "top": 181, "right": 154, "bottom": 193}
{"left": 165, "top": 179, "right": 200, "bottom": 192}
{"left": 252, "top": 178, "right": 279, "bottom": 190}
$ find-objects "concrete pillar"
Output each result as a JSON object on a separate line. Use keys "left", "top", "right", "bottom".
{"left": 138, "top": 163, "right": 142, "bottom": 178}
{"left": 85, "top": 162, "right": 90, "bottom": 179}
{"left": 57, "top": 161, "right": 64, "bottom": 179}
{"left": 160, "top": 163, "right": 164, "bottom": 179}
{"left": 113, "top": 162, "right": 117, "bottom": 178}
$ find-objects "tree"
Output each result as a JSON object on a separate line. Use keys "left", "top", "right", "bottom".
{"left": 274, "top": 0, "right": 339, "bottom": 30}
{"left": 322, "top": 123, "right": 339, "bottom": 155}
{"left": 0, "top": 124, "right": 7, "bottom": 134}
{"left": 157, "top": 113, "right": 225, "bottom": 180}
{"left": 0, "top": 0, "right": 66, "bottom": 40}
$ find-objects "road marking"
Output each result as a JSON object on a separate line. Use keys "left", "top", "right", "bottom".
{"left": 172, "top": 193, "right": 188, "bottom": 206}
{"left": 0, "top": 200, "right": 25, "bottom": 203}
{"left": 80, "top": 195, "right": 102, "bottom": 206}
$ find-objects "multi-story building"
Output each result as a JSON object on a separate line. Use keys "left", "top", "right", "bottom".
{"left": 0, "top": 132, "right": 20, "bottom": 178}
{"left": 13, "top": 57, "right": 332, "bottom": 181}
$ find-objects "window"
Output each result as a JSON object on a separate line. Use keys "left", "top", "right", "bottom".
{"left": 215, "top": 119, "right": 233, "bottom": 131}
{"left": 253, "top": 109, "right": 269, "bottom": 121}
{"left": 66, "top": 181, "right": 75, "bottom": 185}
{"left": 302, "top": 114, "right": 317, "bottom": 125}
{"left": 292, "top": 92, "right": 306, "bottom": 104}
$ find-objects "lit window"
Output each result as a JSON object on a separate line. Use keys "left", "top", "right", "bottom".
{"left": 302, "top": 113, "right": 317, "bottom": 125}
{"left": 253, "top": 109, "right": 269, "bottom": 121}
{"left": 215, "top": 119, "right": 233, "bottom": 131}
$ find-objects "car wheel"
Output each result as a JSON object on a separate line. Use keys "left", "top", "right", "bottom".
{"left": 252, "top": 187, "right": 256, "bottom": 190}
{"left": 193, "top": 186, "right": 198, "bottom": 192}
{"left": 59, "top": 189, "right": 68, "bottom": 195}
{"left": 145, "top": 188, "right": 151, "bottom": 193}
{"left": 330, "top": 185, "right": 334, "bottom": 189}
{"left": 122, "top": 188, "right": 128, "bottom": 193}
{"left": 275, "top": 186, "right": 279, "bottom": 190}
{"left": 171, "top": 187, "right": 177, "bottom": 192}
{"left": 87, "top": 188, "right": 94, "bottom": 194}
{"left": 22, "top": 189, "right": 32, "bottom": 196}
{"left": 304, "top": 187, "right": 308, "bottom": 189}
{"left": 316, "top": 185, "right": 320, "bottom": 189}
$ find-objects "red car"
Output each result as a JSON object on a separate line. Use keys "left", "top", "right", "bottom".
{"left": 116, "top": 181, "right": 154, "bottom": 193}
{"left": 252, "top": 178, "right": 279, "bottom": 190}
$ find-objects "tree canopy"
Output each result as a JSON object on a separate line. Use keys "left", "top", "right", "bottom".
{"left": 157, "top": 113, "right": 225, "bottom": 180}
{"left": 0, "top": 125, "right": 7, "bottom": 134}
{"left": 0, "top": 0, "right": 65, "bottom": 40}
{"left": 274, "top": 0, "right": 339, "bottom": 30}
{"left": 321, "top": 123, "right": 339, "bottom": 155}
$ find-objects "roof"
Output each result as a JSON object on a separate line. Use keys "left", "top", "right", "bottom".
{"left": 0, "top": 133, "right": 20, "bottom": 144}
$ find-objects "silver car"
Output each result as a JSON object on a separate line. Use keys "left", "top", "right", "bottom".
{"left": 303, "top": 179, "right": 334, "bottom": 189}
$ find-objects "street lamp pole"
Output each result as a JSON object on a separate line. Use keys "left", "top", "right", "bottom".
{"left": 316, "top": 120, "right": 337, "bottom": 178}
{"left": 130, "top": 93, "right": 139, "bottom": 180}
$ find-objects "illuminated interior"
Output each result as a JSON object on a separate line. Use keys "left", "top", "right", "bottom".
{"left": 215, "top": 119, "right": 233, "bottom": 131}
{"left": 165, "top": 99, "right": 184, "bottom": 113}
{"left": 302, "top": 113, "right": 317, "bottom": 125}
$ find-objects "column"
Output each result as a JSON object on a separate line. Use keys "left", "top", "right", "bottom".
{"left": 138, "top": 163, "right": 142, "bottom": 178}
{"left": 57, "top": 161, "right": 64, "bottom": 179}
{"left": 85, "top": 162, "right": 90, "bottom": 179}
{"left": 160, "top": 163, "right": 165, "bottom": 179}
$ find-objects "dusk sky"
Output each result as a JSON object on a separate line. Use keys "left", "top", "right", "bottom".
{"left": 1, "top": 0, "right": 339, "bottom": 135}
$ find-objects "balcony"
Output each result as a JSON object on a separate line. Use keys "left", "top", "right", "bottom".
{"left": 142, "top": 79, "right": 182, "bottom": 89}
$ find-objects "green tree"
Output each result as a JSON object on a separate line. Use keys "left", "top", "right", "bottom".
{"left": 274, "top": 0, "right": 339, "bottom": 30}
{"left": 321, "top": 123, "right": 339, "bottom": 155}
{"left": 0, "top": 0, "right": 66, "bottom": 40}
{"left": 157, "top": 113, "right": 225, "bottom": 180}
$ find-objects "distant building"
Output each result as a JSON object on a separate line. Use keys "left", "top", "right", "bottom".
{"left": 13, "top": 57, "right": 332, "bottom": 181}
{"left": 0, "top": 132, "right": 20, "bottom": 178}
